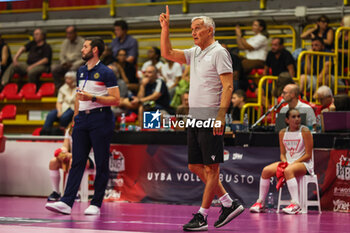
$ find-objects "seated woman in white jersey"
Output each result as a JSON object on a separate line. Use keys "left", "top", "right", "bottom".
{"left": 249, "top": 108, "right": 314, "bottom": 214}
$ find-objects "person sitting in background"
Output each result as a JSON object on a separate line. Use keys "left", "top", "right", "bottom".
{"left": 169, "top": 64, "right": 190, "bottom": 109}
{"left": 161, "top": 58, "right": 182, "bottom": 98}
{"left": 132, "top": 65, "right": 170, "bottom": 125}
{"left": 115, "top": 49, "right": 139, "bottom": 94}
{"left": 250, "top": 108, "right": 314, "bottom": 214}
{"left": 0, "top": 35, "right": 12, "bottom": 86}
{"left": 2, "top": 28, "right": 52, "bottom": 87}
{"left": 176, "top": 91, "right": 189, "bottom": 118}
{"left": 299, "top": 37, "right": 333, "bottom": 93}
{"left": 52, "top": 26, "right": 84, "bottom": 90}
{"left": 47, "top": 122, "right": 94, "bottom": 201}
{"left": 230, "top": 90, "right": 246, "bottom": 123}
{"left": 100, "top": 44, "right": 116, "bottom": 66}
{"left": 300, "top": 15, "right": 334, "bottom": 50}
{"left": 110, "top": 20, "right": 138, "bottom": 65}
{"left": 221, "top": 43, "right": 249, "bottom": 91}
{"left": 313, "top": 85, "right": 335, "bottom": 116}
{"left": 264, "top": 38, "right": 295, "bottom": 78}
{"left": 279, "top": 84, "right": 316, "bottom": 130}
{"left": 141, "top": 47, "right": 164, "bottom": 74}
{"left": 42, "top": 71, "right": 76, "bottom": 134}
{"left": 235, "top": 19, "right": 268, "bottom": 75}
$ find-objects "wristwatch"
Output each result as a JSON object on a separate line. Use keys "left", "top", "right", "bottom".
{"left": 91, "top": 96, "right": 97, "bottom": 102}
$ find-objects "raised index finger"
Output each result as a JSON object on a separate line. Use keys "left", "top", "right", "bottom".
{"left": 166, "top": 5, "right": 169, "bottom": 17}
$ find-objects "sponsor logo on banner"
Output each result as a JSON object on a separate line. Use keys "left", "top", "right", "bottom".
{"left": 334, "top": 187, "right": 350, "bottom": 197}
{"left": 333, "top": 199, "right": 350, "bottom": 212}
{"left": 336, "top": 155, "right": 350, "bottom": 180}
{"left": 109, "top": 150, "right": 125, "bottom": 172}
{"left": 113, "top": 178, "right": 124, "bottom": 187}
{"left": 224, "top": 150, "right": 230, "bottom": 161}
{"left": 232, "top": 152, "right": 243, "bottom": 160}
{"left": 147, "top": 171, "right": 254, "bottom": 184}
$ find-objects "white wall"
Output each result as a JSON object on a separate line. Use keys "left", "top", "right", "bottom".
{"left": 0, "top": 141, "right": 61, "bottom": 196}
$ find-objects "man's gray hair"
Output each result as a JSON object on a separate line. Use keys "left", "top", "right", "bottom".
{"left": 191, "top": 16, "right": 215, "bottom": 35}
{"left": 316, "top": 85, "right": 333, "bottom": 97}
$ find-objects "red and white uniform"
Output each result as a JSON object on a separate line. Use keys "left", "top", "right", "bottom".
{"left": 283, "top": 125, "right": 314, "bottom": 175}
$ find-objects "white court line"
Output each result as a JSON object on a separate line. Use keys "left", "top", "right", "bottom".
{"left": 0, "top": 225, "right": 150, "bottom": 233}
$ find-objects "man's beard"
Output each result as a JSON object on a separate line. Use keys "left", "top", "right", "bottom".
{"left": 82, "top": 51, "right": 93, "bottom": 61}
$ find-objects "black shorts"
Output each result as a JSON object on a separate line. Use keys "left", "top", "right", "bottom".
{"left": 187, "top": 126, "right": 224, "bottom": 165}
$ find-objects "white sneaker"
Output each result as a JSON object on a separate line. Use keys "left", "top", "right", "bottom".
{"left": 45, "top": 201, "right": 71, "bottom": 215}
{"left": 84, "top": 205, "right": 100, "bottom": 215}
{"left": 282, "top": 203, "right": 301, "bottom": 215}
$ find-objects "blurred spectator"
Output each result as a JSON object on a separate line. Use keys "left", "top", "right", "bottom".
{"left": 301, "top": 15, "right": 334, "bottom": 50}
{"left": 2, "top": 28, "right": 52, "bottom": 87}
{"left": 299, "top": 37, "right": 332, "bottom": 93}
{"left": 100, "top": 44, "right": 116, "bottom": 66}
{"left": 337, "top": 15, "right": 350, "bottom": 79}
{"left": 235, "top": 19, "right": 268, "bottom": 74}
{"left": 42, "top": 71, "right": 76, "bottom": 134}
{"left": 52, "top": 26, "right": 84, "bottom": 90}
{"left": 264, "top": 38, "right": 295, "bottom": 77}
{"left": 170, "top": 65, "right": 189, "bottom": 108}
{"left": 141, "top": 47, "right": 164, "bottom": 74}
{"left": 221, "top": 43, "right": 248, "bottom": 91}
{"left": 272, "top": 72, "right": 295, "bottom": 99}
{"left": 313, "top": 85, "right": 335, "bottom": 116}
{"left": 115, "top": 49, "right": 139, "bottom": 94}
{"left": 279, "top": 84, "right": 316, "bottom": 129}
{"left": 47, "top": 122, "right": 94, "bottom": 201}
{"left": 0, "top": 35, "right": 12, "bottom": 85}
{"left": 132, "top": 65, "right": 170, "bottom": 125}
{"left": 176, "top": 91, "right": 189, "bottom": 118}
{"left": 110, "top": 20, "right": 138, "bottom": 65}
{"left": 230, "top": 89, "right": 246, "bottom": 123}
{"left": 161, "top": 59, "right": 182, "bottom": 98}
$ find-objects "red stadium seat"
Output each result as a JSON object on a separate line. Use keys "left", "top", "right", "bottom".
{"left": 41, "top": 72, "right": 53, "bottom": 79}
{"left": 0, "top": 83, "right": 22, "bottom": 100}
{"left": 0, "top": 104, "right": 17, "bottom": 122}
{"left": 19, "top": 83, "right": 40, "bottom": 100}
{"left": 37, "top": 82, "right": 55, "bottom": 97}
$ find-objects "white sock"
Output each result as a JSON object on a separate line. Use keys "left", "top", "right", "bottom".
{"left": 198, "top": 207, "right": 209, "bottom": 217}
{"left": 258, "top": 177, "right": 270, "bottom": 203}
{"left": 286, "top": 178, "right": 299, "bottom": 204}
{"left": 50, "top": 170, "right": 60, "bottom": 193}
{"left": 219, "top": 193, "right": 233, "bottom": 207}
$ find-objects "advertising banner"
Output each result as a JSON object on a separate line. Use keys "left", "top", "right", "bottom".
{"left": 320, "top": 149, "right": 350, "bottom": 212}
{"left": 105, "top": 145, "right": 282, "bottom": 206}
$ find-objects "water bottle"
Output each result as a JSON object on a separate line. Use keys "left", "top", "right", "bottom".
{"left": 120, "top": 113, "right": 126, "bottom": 131}
{"left": 316, "top": 115, "right": 322, "bottom": 133}
{"left": 243, "top": 113, "right": 249, "bottom": 132}
{"left": 225, "top": 113, "right": 232, "bottom": 132}
{"left": 267, "top": 192, "right": 274, "bottom": 213}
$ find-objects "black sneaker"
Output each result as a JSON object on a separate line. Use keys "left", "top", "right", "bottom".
{"left": 214, "top": 199, "right": 245, "bottom": 228}
{"left": 47, "top": 191, "right": 61, "bottom": 201}
{"left": 183, "top": 213, "right": 208, "bottom": 231}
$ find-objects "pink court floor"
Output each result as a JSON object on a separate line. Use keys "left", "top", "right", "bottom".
{"left": 0, "top": 197, "right": 348, "bottom": 233}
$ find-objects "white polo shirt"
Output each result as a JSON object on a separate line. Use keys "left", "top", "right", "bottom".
{"left": 184, "top": 41, "right": 232, "bottom": 119}
{"left": 280, "top": 100, "right": 317, "bottom": 127}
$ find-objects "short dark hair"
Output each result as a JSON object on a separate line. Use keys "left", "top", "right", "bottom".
{"left": 317, "top": 15, "right": 330, "bottom": 23}
{"left": 114, "top": 20, "right": 128, "bottom": 31}
{"left": 274, "top": 37, "right": 284, "bottom": 45}
{"left": 86, "top": 37, "right": 105, "bottom": 57}
{"left": 152, "top": 46, "right": 161, "bottom": 61}
{"left": 233, "top": 89, "right": 246, "bottom": 101}
{"left": 312, "top": 36, "right": 324, "bottom": 45}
